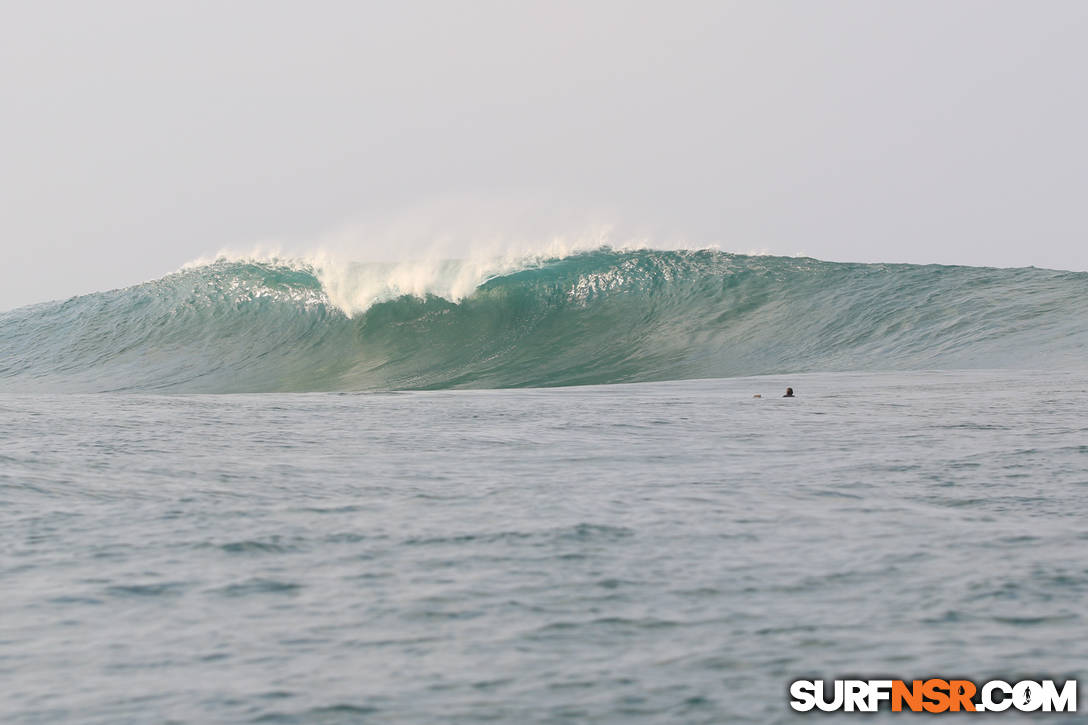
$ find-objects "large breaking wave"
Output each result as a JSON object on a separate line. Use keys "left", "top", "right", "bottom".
{"left": 1, "top": 248, "right": 1085, "bottom": 392}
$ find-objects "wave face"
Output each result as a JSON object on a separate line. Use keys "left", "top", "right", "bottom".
{"left": 1, "top": 249, "right": 1085, "bottom": 392}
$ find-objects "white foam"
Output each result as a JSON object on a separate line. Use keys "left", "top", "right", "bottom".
{"left": 180, "top": 232, "right": 694, "bottom": 317}
{"left": 179, "top": 210, "right": 733, "bottom": 317}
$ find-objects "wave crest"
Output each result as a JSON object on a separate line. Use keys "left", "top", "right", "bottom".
{"left": 1, "top": 248, "right": 1085, "bottom": 392}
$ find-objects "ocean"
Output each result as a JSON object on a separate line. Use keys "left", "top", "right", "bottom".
{"left": 1, "top": 249, "right": 1086, "bottom": 723}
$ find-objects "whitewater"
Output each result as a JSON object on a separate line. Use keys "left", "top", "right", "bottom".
{"left": 2, "top": 247, "right": 1087, "bottom": 723}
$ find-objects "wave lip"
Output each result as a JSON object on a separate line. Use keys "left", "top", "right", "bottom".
{"left": 1, "top": 248, "right": 1085, "bottom": 392}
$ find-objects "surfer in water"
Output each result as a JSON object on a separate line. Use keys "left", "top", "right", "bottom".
{"left": 783, "top": 387, "right": 794, "bottom": 398}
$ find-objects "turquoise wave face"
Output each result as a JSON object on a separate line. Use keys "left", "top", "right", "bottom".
{"left": 1, "top": 249, "right": 1085, "bottom": 392}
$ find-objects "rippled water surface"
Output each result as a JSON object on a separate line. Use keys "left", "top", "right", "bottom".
{"left": 2, "top": 370, "right": 1087, "bottom": 723}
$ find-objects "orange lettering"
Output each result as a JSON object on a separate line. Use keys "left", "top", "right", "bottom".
{"left": 948, "top": 680, "right": 976, "bottom": 711}
{"left": 922, "top": 679, "right": 951, "bottom": 713}
{"left": 892, "top": 680, "right": 924, "bottom": 712}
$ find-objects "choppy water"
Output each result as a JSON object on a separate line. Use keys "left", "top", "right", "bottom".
{"left": 3, "top": 370, "right": 1086, "bottom": 723}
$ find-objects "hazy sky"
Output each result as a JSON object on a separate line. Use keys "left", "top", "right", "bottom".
{"left": 2, "top": 0, "right": 1086, "bottom": 310}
